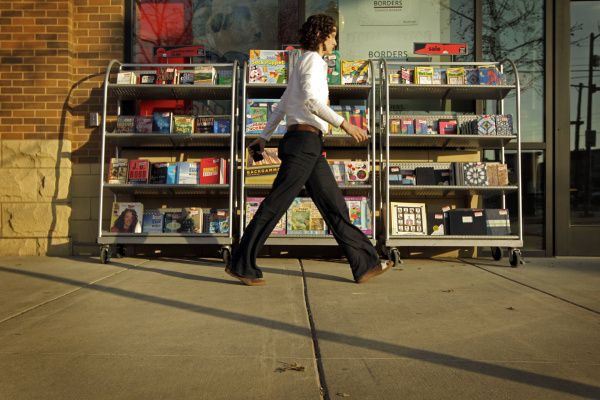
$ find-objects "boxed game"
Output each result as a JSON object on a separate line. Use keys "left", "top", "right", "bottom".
{"left": 446, "top": 67, "right": 465, "bottom": 85}
{"left": 115, "top": 116, "right": 135, "bottom": 133}
{"left": 152, "top": 111, "right": 172, "bottom": 134}
{"left": 248, "top": 49, "right": 288, "bottom": 84}
{"left": 344, "top": 161, "right": 370, "bottom": 184}
{"left": 134, "top": 116, "right": 153, "bottom": 133}
{"left": 173, "top": 115, "right": 195, "bottom": 134}
{"left": 341, "top": 60, "right": 369, "bottom": 85}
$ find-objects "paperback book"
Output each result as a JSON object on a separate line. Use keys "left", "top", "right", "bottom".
{"left": 134, "top": 116, "right": 153, "bottom": 133}
{"left": 127, "top": 159, "right": 150, "bottom": 184}
{"left": 115, "top": 116, "right": 135, "bottom": 133}
{"left": 245, "top": 197, "right": 286, "bottom": 235}
{"left": 173, "top": 116, "right": 195, "bottom": 134}
{"left": 110, "top": 202, "right": 143, "bottom": 233}
{"left": 341, "top": 60, "right": 369, "bottom": 85}
{"left": 108, "top": 158, "right": 128, "bottom": 184}
{"left": 142, "top": 209, "right": 164, "bottom": 233}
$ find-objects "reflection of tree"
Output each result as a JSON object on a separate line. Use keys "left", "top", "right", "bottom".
{"left": 481, "top": 0, "right": 544, "bottom": 94}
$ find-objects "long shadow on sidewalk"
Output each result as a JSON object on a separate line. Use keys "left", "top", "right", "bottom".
{"left": 0, "top": 265, "right": 598, "bottom": 399}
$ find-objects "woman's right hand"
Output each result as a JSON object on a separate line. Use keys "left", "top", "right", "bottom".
{"left": 248, "top": 137, "right": 266, "bottom": 156}
{"left": 341, "top": 120, "right": 368, "bottom": 143}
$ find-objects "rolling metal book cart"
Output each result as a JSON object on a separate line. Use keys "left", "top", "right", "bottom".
{"left": 97, "top": 60, "right": 239, "bottom": 264}
{"left": 378, "top": 59, "right": 523, "bottom": 267}
{"left": 238, "top": 60, "right": 378, "bottom": 247}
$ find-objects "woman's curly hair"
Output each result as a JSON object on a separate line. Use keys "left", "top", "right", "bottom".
{"left": 299, "top": 14, "right": 337, "bottom": 52}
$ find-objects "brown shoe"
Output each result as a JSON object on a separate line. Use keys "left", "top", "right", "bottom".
{"left": 225, "top": 268, "right": 266, "bottom": 286}
{"left": 356, "top": 260, "right": 393, "bottom": 284}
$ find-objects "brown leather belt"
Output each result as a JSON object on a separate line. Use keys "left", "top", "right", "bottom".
{"left": 287, "top": 124, "right": 321, "bottom": 134}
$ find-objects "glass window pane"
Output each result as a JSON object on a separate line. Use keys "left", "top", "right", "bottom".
{"left": 569, "top": 1, "right": 600, "bottom": 225}
{"left": 482, "top": 1, "right": 545, "bottom": 143}
{"left": 134, "top": 1, "right": 280, "bottom": 63}
{"left": 483, "top": 150, "right": 545, "bottom": 251}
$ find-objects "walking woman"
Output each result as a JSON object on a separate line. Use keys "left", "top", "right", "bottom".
{"left": 226, "top": 14, "right": 392, "bottom": 285}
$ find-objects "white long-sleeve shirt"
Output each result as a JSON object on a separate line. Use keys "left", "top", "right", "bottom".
{"left": 259, "top": 51, "right": 345, "bottom": 141}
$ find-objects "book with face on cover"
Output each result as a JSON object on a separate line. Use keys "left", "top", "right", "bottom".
{"left": 108, "top": 158, "right": 128, "bottom": 184}
{"left": 110, "top": 202, "right": 143, "bottom": 233}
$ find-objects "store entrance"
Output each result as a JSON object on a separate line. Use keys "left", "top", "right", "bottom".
{"left": 555, "top": 1, "right": 600, "bottom": 255}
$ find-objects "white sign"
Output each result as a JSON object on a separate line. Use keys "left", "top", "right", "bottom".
{"left": 339, "top": 0, "right": 443, "bottom": 59}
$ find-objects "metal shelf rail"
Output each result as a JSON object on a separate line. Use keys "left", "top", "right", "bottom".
{"left": 378, "top": 60, "right": 523, "bottom": 266}
{"left": 239, "top": 60, "right": 378, "bottom": 246}
{"left": 97, "top": 60, "right": 239, "bottom": 263}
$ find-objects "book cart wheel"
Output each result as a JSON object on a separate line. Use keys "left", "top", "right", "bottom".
{"left": 509, "top": 248, "right": 522, "bottom": 267}
{"left": 220, "top": 246, "right": 231, "bottom": 267}
{"left": 389, "top": 247, "right": 402, "bottom": 268}
{"left": 491, "top": 247, "right": 503, "bottom": 261}
{"left": 100, "top": 246, "right": 111, "bottom": 264}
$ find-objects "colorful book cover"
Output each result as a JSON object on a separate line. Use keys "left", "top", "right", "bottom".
{"left": 477, "top": 115, "right": 496, "bottom": 135}
{"left": 142, "top": 209, "right": 164, "bottom": 233}
{"left": 462, "top": 162, "right": 488, "bottom": 186}
{"left": 446, "top": 67, "right": 465, "bottom": 85}
{"left": 152, "top": 111, "right": 172, "bottom": 134}
{"left": 173, "top": 115, "right": 195, "bottom": 134}
{"left": 478, "top": 66, "right": 500, "bottom": 85}
{"left": 400, "top": 67, "right": 413, "bottom": 84}
{"left": 345, "top": 196, "right": 372, "bottom": 235}
{"left": 248, "top": 49, "right": 288, "bottom": 84}
{"left": 350, "top": 105, "right": 368, "bottom": 130}
{"left": 213, "top": 119, "right": 231, "bottom": 134}
{"left": 286, "top": 198, "right": 327, "bottom": 235}
{"left": 166, "top": 164, "right": 177, "bottom": 184}
{"left": 438, "top": 119, "right": 458, "bottom": 135}
{"left": 108, "top": 158, "right": 128, "bottom": 184}
{"left": 415, "top": 66, "right": 434, "bottom": 84}
{"left": 196, "top": 117, "right": 214, "bottom": 133}
{"left": 208, "top": 208, "right": 230, "bottom": 234}
{"left": 324, "top": 50, "right": 341, "bottom": 85}
{"left": 149, "top": 162, "right": 169, "bottom": 184}
{"left": 178, "top": 71, "right": 195, "bottom": 85}
{"left": 127, "top": 159, "right": 150, "bottom": 184}
{"left": 341, "top": 60, "right": 369, "bottom": 85}
{"left": 194, "top": 65, "right": 216, "bottom": 84}
{"left": 216, "top": 68, "right": 233, "bottom": 85}
{"left": 390, "top": 202, "right": 427, "bottom": 235}
{"left": 495, "top": 114, "right": 513, "bottom": 135}
{"left": 176, "top": 161, "right": 199, "bottom": 184}
{"left": 432, "top": 68, "right": 446, "bottom": 84}
{"left": 162, "top": 209, "right": 184, "bottom": 233}
{"left": 329, "top": 161, "right": 346, "bottom": 184}
{"left": 180, "top": 207, "right": 203, "bottom": 233}
{"left": 389, "top": 119, "right": 401, "bottom": 134}
{"left": 134, "top": 116, "right": 153, "bottom": 133}
{"left": 110, "top": 202, "right": 143, "bottom": 233}
{"left": 344, "top": 161, "right": 370, "bottom": 184}
{"left": 199, "top": 157, "right": 221, "bottom": 184}
{"left": 401, "top": 119, "right": 415, "bottom": 134}
{"left": 245, "top": 197, "right": 286, "bottom": 235}
{"left": 115, "top": 116, "right": 135, "bottom": 133}
{"left": 245, "top": 147, "right": 281, "bottom": 184}
{"left": 246, "top": 99, "right": 269, "bottom": 134}
{"left": 465, "top": 68, "right": 479, "bottom": 85}
{"left": 415, "top": 118, "right": 428, "bottom": 134}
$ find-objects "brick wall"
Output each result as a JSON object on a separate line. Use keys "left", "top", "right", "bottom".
{"left": 0, "top": 0, "right": 124, "bottom": 255}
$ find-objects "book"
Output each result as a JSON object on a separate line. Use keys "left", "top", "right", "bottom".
{"left": 127, "top": 159, "right": 150, "bottom": 184}
{"left": 116, "top": 71, "right": 136, "bottom": 84}
{"left": 173, "top": 115, "right": 195, "bottom": 134}
{"left": 149, "top": 162, "right": 169, "bottom": 184}
{"left": 465, "top": 68, "right": 479, "bottom": 85}
{"left": 162, "top": 208, "right": 184, "bottom": 233}
{"left": 194, "top": 65, "right": 216, "bottom": 84}
{"left": 166, "top": 164, "right": 177, "bottom": 184}
{"left": 142, "top": 209, "right": 164, "bottom": 233}
{"left": 199, "top": 157, "right": 221, "bottom": 184}
{"left": 208, "top": 208, "right": 230, "bottom": 234}
{"left": 350, "top": 105, "right": 368, "bottom": 130}
{"left": 438, "top": 119, "right": 458, "bottom": 135}
{"left": 415, "top": 118, "right": 428, "bottom": 134}
{"left": 176, "top": 161, "right": 199, "bottom": 184}
{"left": 219, "top": 159, "right": 228, "bottom": 184}
{"left": 108, "top": 158, "right": 128, "bottom": 184}
{"left": 216, "top": 68, "right": 233, "bottom": 85}
{"left": 344, "top": 161, "right": 370, "bottom": 184}
{"left": 213, "top": 119, "right": 231, "bottom": 134}
{"left": 157, "top": 67, "right": 177, "bottom": 84}
{"left": 345, "top": 196, "right": 372, "bottom": 235}
{"left": 389, "top": 119, "right": 401, "bottom": 134}
{"left": 178, "top": 71, "right": 195, "bottom": 85}
{"left": 390, "top": 202, "right": 427, "bottom": 235}
{"left": 245, "top": 148, "right": 281, "bottom": 184}
{"left": 248, "top": 49, "right": 288, "bottom": 84}
{"left": 415, "top": 66, "right": 434, "bottom": 84}
{"left": 446, "top": 67, "right": 465, "bottom": 85}
{"left": 341, "top": 60, "right": 369, "bottom": 85}
{"left": 115, "top": 115, "right": 135, "bottom": 133}
{"left": 432, "top": 68, "right": 446, "bottom": 85}
{"left": 287, "top": 198, "right": 327, "bottom": 235}
{"left": 324, "top": 50, "right": 341, "bottom": 85}
{"left": 478, "top": 66, "right": 500, "bottom": 85}
{"left": 245, "top": 197, "right": 286, "bottom": 235}
{"left": 495, "top": 114, "right": 513, "bottom": 136}
{"left": 486, "top": 163, "right": 499, "bottom": 186}
{"left": 246, "top": 99, "right": 269, "bottom": 134}
{"left": 497, "top": 163, "right": 509, "bottom": 186}
{"left": 110, "top": 202, "right": 143, "bottom": 233}
{"left": 180, "top": 207, "right": 203, "bottom": 233}
{"left": 329, "top": 105, "right": 351, "bottom": 136}
{"left": 462, "top": 162, "right": 488, "bottom": 186}
{"left": 152, "top": 111, "right": 172, "bottom": 134}
{"left": 477, "top": 115, "right": 496, "bottom": 135}
{"left": 401, "top": 119, "right": 415, "bottom": 134}
{"left": 195, "top": 116, "right": 214, "bottom": 133}
{"left": 400, "top": 67, "right": 413, "bottom": 84}
{"left": 139, "top": 72, "right": 157, "bottom": 84}
{"left": 134, "top": 116, "right": 153, "bottom": 133}
{"left": 329, "top": 161, "right": 346, "bottom": 184}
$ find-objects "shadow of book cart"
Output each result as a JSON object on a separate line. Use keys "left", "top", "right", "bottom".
{"left": 97, "top": 60, "right": 238, "bottom": 265}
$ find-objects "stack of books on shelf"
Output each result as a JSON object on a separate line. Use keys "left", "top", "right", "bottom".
{"left": 108, "top": 157, "right": 228, "bottom": 185}
{"left": 389, "top": 114, "right": 513, "bottom": 136}
{"left": 116, "top": 65, "right": 231, "bottom": 86}
{"left": 389, "top": 65, "right": 504, "bottom": 85}
{"left": 389, "top": 202, "right": 511, "bottom": 236}
{"left": 244, "top": 196, "right": 372, "bottom": 236}
{"left": 114, "top": 113, "right": 231, "bottom": 134}
{"left": 109, "top": 202, "right": 229, "bottom": 234}
{"left": 388, "top": 162, "right": 510, "bottom": 187}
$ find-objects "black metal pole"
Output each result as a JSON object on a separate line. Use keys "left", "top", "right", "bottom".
{"left": 584, "top": 33, "right": 597, "bottom": 216}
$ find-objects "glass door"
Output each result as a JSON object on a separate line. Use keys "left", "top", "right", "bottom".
{"left": 555, "top": 1, "right": 600, "bottom": 255}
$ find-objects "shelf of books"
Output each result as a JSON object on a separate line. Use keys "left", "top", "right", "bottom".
{"left": 239, "top": 53, "right": 377, "bottom": 246}
{"left": 97, "top": 60, "right": 238, "bottom": 263}
{"left": 379, "top": 60, "right": 524, "bottom": 267}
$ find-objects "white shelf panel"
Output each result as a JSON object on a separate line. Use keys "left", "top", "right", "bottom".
{"left": 107, "top": 83, "right": 233, "bottom": 100}
{"left": 387, "top": 84, "right": 515, "bottom": 100}
{"left": 105, "top": 133, "right": 232, "bottom": 147}
{"left": 386, "top": 236, "right": 521, "bottom": 247}
{"left": 388, "top": 185, "right": 518, "bottom": 197}
{"left": 105, "top": 183, "right": 230, "bottom": 195}
{"left": 386, "top": 134, "right": 516, "bottom": 148}
{"left": 99, "top": 232, "right": 231, "bottom": 245}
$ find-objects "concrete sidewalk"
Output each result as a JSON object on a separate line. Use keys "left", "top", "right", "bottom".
{"left": 0, "top": 256, "right": 598, "bottom": 399}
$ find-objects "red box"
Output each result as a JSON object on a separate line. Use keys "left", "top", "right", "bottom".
{"left": 438, "top": 119, "right": 458, "bottom": 135}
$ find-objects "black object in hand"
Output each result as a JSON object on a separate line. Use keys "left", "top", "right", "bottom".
{"left": 249, "top": 143, "right": 264, "bottom": 162}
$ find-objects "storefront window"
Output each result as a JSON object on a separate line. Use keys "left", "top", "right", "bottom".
{"left": 307, "top": 0, "right": 474, "bottom": 61}
{"left": 134, "top": 0, "right": 281, "bottom": 63}
{"left": 482, "top": 0, "right": 545, "bottom": 143}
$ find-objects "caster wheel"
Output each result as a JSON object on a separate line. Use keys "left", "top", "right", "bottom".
{"left": 509, "top": 249, "right": 522, "bottom": 267}
{"left": 389, "top": 248, "right": 402, "bottom": 268}
{"left": 100, "top": 246, "right": 111, "bottom": 264}
{"left": 491, "top": 247, "right": 502, "bottom": 261}
{"left": 220, "top": 247, "right": 231, "bottom": 267}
